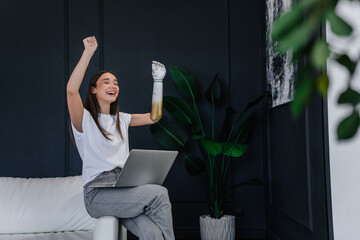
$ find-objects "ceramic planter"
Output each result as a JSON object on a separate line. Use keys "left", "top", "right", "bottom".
{"left": 199, "top": 215, "right": 235, "bottom": 240}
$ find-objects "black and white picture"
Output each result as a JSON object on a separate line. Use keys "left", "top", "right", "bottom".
{"left": 266, "top": 0, "right": 296, "bottom": 107}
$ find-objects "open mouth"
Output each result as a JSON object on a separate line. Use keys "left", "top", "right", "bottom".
{"left": 106, "top": 91, "right": 116, "bottom": 96}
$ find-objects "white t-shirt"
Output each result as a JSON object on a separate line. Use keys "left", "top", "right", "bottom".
{"left": 71, "top": 109, "right": 132, "bottom": 186}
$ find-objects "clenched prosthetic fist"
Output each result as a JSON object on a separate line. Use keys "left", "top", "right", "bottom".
{"left": 150, "top": 61, "right": 165, "bottom": 122}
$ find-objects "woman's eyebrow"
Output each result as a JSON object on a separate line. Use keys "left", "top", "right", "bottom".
{"left": 102, "top": 78, "right": 118, "bottom": 81}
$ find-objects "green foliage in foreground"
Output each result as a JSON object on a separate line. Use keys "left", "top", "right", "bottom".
{"left": 272, "top": 0, "right": 360, "bottom": 139}
{"left": 150, "top": 66, "right": 263, "bottom": 219}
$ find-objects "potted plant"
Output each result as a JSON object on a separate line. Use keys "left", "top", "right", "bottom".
{"left": 149, "top": 66, "right": 263, "bottom": 240}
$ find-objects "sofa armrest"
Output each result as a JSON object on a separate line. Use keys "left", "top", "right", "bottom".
{"left": 94, "top": 216, "right": 127, "bottom": 240}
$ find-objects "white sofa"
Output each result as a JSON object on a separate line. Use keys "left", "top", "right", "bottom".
{"left": 0, "top": 176, "right": 127, "bottom": 240}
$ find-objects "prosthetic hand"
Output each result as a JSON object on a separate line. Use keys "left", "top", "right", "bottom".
{"left": 150, "top": 61, "right": 166, "bottom": 122}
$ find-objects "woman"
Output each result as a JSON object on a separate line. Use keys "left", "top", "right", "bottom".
{"left": 66, "top": 36, "right": 175, "bottom": 240}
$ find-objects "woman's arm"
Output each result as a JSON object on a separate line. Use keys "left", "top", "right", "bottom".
{"left": 130, "top": 113, "right": 156, "bottom": 127}
{"left": 129, "top": 61, "right": 166, "bottom": 127}
{"left": 66, "top": 36, "right": 98, "bottom": 132}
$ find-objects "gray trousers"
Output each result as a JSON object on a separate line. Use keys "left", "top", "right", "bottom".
{"left": 83, "top": 167, "right": 175, "bottom": 240}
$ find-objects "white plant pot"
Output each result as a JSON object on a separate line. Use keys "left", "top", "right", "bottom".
{"left": 199, "top": 215, "right": 235, "bottom": 240}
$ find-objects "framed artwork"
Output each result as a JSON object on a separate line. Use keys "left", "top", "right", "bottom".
{"left": 266, "top": 0, "right": 296, "bottom": 108}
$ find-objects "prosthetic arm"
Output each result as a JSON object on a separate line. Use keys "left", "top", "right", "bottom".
{"left": 150, "top": 61, "right": 166, "bottom": 122}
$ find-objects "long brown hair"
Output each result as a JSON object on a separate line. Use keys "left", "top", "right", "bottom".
{"left": 70, "top": 70, "right": 123, "bottom": 145}
{"left": 84, "top": 70, "right": 123, "bottom": 141}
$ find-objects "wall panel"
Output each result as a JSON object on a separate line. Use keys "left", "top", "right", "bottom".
{"left": 0, "top": 0, "right": 66, "bottom": 177}
{"left": 0, "top": 0, "right": 267, "bottom": 238}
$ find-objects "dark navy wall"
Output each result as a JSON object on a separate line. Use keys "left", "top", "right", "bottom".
{"left": 0, "top": 0, "right": 268, "bottom": 239}
{"left": 264, "top": 97, "right": 332, "bottom": 240}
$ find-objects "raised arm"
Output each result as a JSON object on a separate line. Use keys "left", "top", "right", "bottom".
{"left": 129, "top": 61, "right": 166, "bottom": 127}
{"left": 66, "top": 36, "right": 98, "bottom": 132}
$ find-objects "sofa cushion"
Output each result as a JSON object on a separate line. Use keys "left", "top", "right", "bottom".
{"left": 0, "top": 176, "right": 96, "bottom": 234}
{"left": 0, "top": 231, "right": 93, "bottom": 240}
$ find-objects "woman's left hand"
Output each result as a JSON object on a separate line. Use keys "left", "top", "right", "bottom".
{"left": 152, "top": 61, "right": 166, "bottom": 81}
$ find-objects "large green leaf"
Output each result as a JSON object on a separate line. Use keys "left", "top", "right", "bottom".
{"left": 183, "top": 152, "right": 206, "bottom": 176}
{"left": 169, "top": 66, "right": 199, "bottom": 100}
{"left": 163, "top": 96, "right": 193, "bottom": 125}
{"left": 243, "top": 95, "right": 265, "bottom": 112}
{"left": 272, "top": 0, "right": 320, "bottom": 41}
{"left": 191, "top": 104, "right": 202, "bottom": 134}
{"left": 276, "top": 8, "right": 322, "bottom": 53}
{"left": 326, "top": 9, "right": 353, "bottom": 36}
{"left": 234, "top": 113, "right": 256, "bottom": 144}
{"left": 338, "top": 88, "right": 360, "bottom": 106}
{"left": 198, "top": 137, "right": 223, "bottom": 156}
{"left": 310, "top": 39, "right": 330, "bottom": 69}
{"left": 336, "top": 55, "right": 357, "bottom": 74}
{"left": 291, "top": 76, "right": 316, "bottom": 117}
{"left": 222, "top": 142, "right": 248, "bottom": 157}
{"left": 337, "top": 110, "right": 360, "bottom": 140}
{"left": 227, "top": 95, "right": 263, "bottom": 142}
{"left": 149, "top": 116, "right": 188, "bottom": 150}
{"left": 205, "top": 73, "right": 221, "bottom": 103}
{"left": 220, "top": 107, "right": 237, "bottom": 141}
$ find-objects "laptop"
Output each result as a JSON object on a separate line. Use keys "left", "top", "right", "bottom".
{"left": 89, "top": 149, "right": 178, "bottom": 188}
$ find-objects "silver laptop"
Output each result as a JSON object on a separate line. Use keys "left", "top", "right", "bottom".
{"left": 89, "top": 149, "right": 178, "bottom": 188}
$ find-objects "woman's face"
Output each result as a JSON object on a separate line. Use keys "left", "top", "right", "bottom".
{"left": 91, "top": 72, "right": 119, "bottom": 104}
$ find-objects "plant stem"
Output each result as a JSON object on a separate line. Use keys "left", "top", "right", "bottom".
{"left": 221, "top": 155, "right": 225, "bottom": 177}
{"left": 212, "top": 93, "right": 215, "bottom": 139}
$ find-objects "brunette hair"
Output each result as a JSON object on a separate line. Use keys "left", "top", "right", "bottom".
{"left": 69, "top": 70, "right": 123, "bottom": 145}
{"left": 84, "top": 70, "right": 123, "bottom": 141}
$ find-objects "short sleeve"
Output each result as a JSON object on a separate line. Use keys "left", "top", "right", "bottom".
{"left": 71, "top": 108, "right": 91, "bottom": 137}
{"left": 120, "top": 112, "right": 131, "bottom": 128}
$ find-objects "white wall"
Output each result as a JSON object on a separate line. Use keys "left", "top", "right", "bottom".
{"left": 327, "top": 1, "right": 360, "bottom": 239}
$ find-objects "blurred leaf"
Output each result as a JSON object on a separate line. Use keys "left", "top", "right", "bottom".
{"left": 337, "top": 110, "right": 360, "bottom": 139}
{"left": 198, "top": 137, "right": 223, "bottom": 156}
{"left": 291, "top": 75, "right": 316, "bottom": 117}
{"left": 205, "top": 73, "right": 221, "bottom": 103}
{"left": 336, "top": 55, "right": 357, "bottom": 74}
{"left": 222, "top": 142, "right": 248, "bottom": 157}
{"left": 150, "top": 116, "right": 188, "bottom": 150}
{"left": 317, "top": 74, "right": 329, "bottom": 96}
{"left": 272, "top": 0, "right": 320, "bottom": 41}
{"left": 276, "top": 8, "right": 322, "bottom": 53}
{"left": 291, "top": 37, "right": 314, "bottom": 63}
{"left": 169, "top": 66, "right": 199, "bottom": 99}
{"left": 326, "top": 9, "right": 353, "bottom": 36}
{"left": 164, "top": 96, "right": 193, "bottom": 125}
{"left": 311, "top": 39, "right": 330, "bottom": 69}
{"left": 338, "top": 88, "right": 360, "bottom": 106}
{"left": 191, "top": 104, "right": 202, "bottom": 134}
{"left": 183, "top": 153, "right": 206, "bottom": 176}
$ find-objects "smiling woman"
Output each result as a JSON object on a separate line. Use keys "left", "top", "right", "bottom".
{"left": 66, "top": 36, "right": 175, "bottom": 240}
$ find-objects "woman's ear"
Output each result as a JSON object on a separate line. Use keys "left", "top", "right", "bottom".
{"left": 91, "top": 87, "right": 96, "bottom": 94}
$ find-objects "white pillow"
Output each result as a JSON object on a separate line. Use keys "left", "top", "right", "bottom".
{"left": 0, "top": 176, "right": 96, "bottom": 234}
